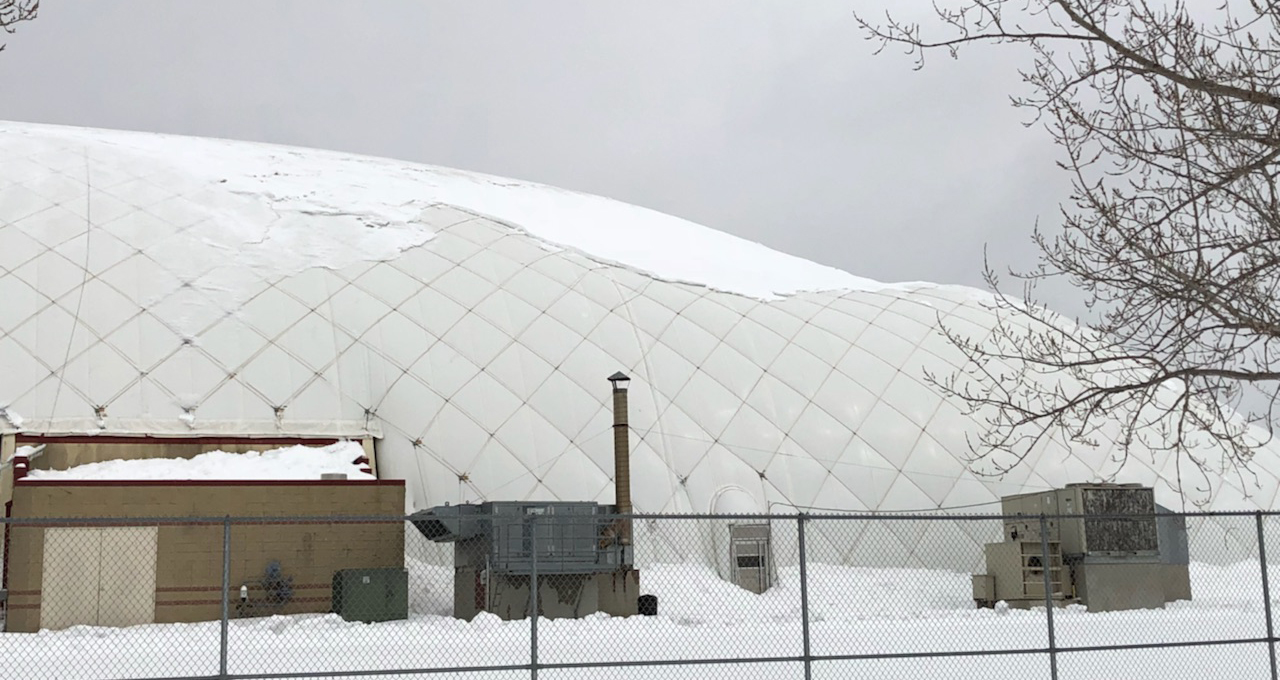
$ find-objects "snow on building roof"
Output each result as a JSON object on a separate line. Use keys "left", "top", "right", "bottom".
{"left": 23, "top": 442, "right": 373, "bottom": 482}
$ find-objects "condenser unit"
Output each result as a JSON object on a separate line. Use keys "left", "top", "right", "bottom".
{"left": 973, "top": 483, "right": 1190, "bottom": 612}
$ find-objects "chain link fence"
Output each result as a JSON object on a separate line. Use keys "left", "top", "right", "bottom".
{"left": 0, "top": 511, "right": 1277, "bottom": 679}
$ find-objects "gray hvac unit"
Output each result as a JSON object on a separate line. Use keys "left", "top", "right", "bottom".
{"left": 410, "top": 501, "right": 640, "bottom": 621}
{"left": 999, "top": 483, "right": 1159, "bottom": 556}
{"left": 973, "top": 483, "right": 1190, "bottom": 612}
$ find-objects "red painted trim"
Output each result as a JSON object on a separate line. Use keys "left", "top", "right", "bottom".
{"left": 14, "top": 435, "right": 352, "bottom": 446}
{"left": 19, "top": 584, "right": 342, "bottom": 609}
{"left": 7, "top": 518, "right": 403, "bottom": 528}
{"left": 1, "top": 499, "right": 10, "bottom": 593}
{"left": 16, "top": 479, "right": 402, "bottom": 487}
{"left": 8, "top": 519, "right": 228, "bottom": 527}
{"left": 155, "top": 596, "right": 332, "bottom": 607}
{"left": 155, "top": 583, "right": 334, "bottom": 595}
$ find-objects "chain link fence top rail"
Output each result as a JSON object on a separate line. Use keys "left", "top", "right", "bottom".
{"left": 0, "top": 511, "right": 1277, "bottom": 680}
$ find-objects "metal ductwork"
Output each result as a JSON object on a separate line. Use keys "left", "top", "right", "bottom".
{"left": 408, "top": 503, "right": 486, "bottom": 542}
{"left": 608, "top": 371, "right": 632, "bottom": 546}
{"left": 404, "top": 371, "right": 645, "bottom": 622}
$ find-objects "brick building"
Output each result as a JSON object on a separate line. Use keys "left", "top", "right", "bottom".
{"left": 1, "top": 437, "right": 404, "bottom": 633}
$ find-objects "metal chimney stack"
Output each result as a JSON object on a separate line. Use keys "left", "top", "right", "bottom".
{"left": 608, "top": 371, "right": 632, "bottom": 545}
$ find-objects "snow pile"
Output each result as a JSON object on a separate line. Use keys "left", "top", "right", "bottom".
{"left": 0, "top": 406, "right": 23, "bottom": 429}
{"left": 1182, "top": 561, "right": 1277, "bottom": 610}
{"left": 1, "top": 122, "right": 914, "bottom": 300}
{"left": 803, "top": 563, "right": 974, "bottom": 620}
{"left": 640, "top": 563, "right": 972, "bottom": 626}
{"left": 405, "top": 555, "right": 453, "bottom": 617}
{"left": 22, "top": 441, "right": 373, "bottom": 482}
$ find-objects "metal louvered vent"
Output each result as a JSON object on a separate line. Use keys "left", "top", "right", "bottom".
{"left": 1079, "top": 486, "right": 1158, "bottom": 554}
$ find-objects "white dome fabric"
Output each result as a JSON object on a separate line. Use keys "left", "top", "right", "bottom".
{"left": 2, "top": 121, "right": 1278, "bottom": 534}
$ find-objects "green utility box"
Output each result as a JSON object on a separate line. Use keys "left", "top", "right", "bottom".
{"left": 331, "top": 568, "right": 409, "bottom": 623}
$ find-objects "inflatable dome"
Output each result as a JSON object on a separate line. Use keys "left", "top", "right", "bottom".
{"left": 2, "top": 121, "right": 1277, "bottom": 529}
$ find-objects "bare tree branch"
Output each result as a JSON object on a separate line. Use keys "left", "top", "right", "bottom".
{"left": 859, "top": 0, "right": 1280, "bottom": 505}
{"left": 0, "top": 0, "right": 38, "bottom": 53}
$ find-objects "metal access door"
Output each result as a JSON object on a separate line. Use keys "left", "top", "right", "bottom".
{"left": 729, "top": 524, "right": 773, "bottom": 594}
{"left": 97, "top": 527, "right": 159, "bottom": 627}
{"left": 39, "top": 528, "right": 99, "bottom": 630}
{"left": 41, "top": 526, "right": 158, "bottom": 630}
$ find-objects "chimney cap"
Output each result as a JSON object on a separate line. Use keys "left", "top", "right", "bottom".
{"left": 608, "top": 371, "right": 631, "bottom": 389}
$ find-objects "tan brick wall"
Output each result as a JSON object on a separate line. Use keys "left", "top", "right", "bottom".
{"left": 4, "top": 524, "right": 44, "bottom": 633}
{"left": 5, "top": 481, "right": 405, "bottom": 631}
{"left": 1, "top": 433, "right": 15, "bottom": 505}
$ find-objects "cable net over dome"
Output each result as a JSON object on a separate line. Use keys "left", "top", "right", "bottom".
{"left": 1, "top": 120, "right": 1278, "bottom": 535}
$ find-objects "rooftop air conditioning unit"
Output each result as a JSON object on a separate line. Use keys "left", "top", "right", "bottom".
{"left": 973, "top": 483, "right": 1190, "bottom": 612}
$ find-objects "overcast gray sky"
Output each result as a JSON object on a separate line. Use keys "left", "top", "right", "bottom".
{"left": 0, "top": 1, "right": 1076, "bottom": 308}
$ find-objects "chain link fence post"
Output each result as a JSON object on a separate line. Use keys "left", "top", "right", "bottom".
{"left": 220, "top": 515, "right": 230, "bottom": 680}
{"left": 797, "top": 513, "right": 812, "bottom": 680}
{"left": 1258, "top": 511, "right": 1278, "bottom": 680}
{"left": 529, "top": 513, "right": 539, "bottom": 680}
{"left": 1039, "top": 513, "right": 1059, "bottom": 680}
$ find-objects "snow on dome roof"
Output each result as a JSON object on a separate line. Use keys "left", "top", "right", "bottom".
{"left": 2, "top": 119, "right": 1279, "bottom": 562}
{"left": 0, "top": 121, "right": 896, "bottom": 300}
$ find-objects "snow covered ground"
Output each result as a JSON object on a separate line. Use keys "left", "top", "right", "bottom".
{"left": 4, "top": 445, "right": 1272, "bottom": 678}
{"left": 20, "top": 441, "right": 373, "bottom": 482}
{"left": 1, "top": 559, "right": 1275, "bottom": 680}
